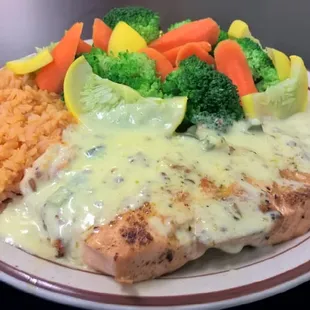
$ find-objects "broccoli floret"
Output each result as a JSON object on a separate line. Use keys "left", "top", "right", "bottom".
{"left": 84, "top": 48, "right": 162, "bottom": 98}
{"left": 103, "top": 6, "right": 160, "bottom": 43}
{"left": 163, "top": 56, "right": 244, "bottom": 132}
{"left": 218, "top": 29, "right": 229, "bottom": 43}
{"left": 236, "top": 37, "right": 279, "bottom": 91}
{"left": 210, "top": 29, "right": 229, "bottom": 56}
{"left": 168, "top": 19, "right": 191, "bottom": 31}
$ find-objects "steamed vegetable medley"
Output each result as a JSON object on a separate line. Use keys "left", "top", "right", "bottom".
{"left": 6, "top": 6, "right": 308, "bottom": 133}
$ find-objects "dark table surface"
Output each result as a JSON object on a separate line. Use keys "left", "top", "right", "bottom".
{"left": 1, "top": 280, "right": 309, "bottom": 309}
{"left": 0, "top": 0, "right": 309, "bottom": 308}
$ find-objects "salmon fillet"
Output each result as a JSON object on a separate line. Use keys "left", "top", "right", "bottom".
{"left": 83, "top": 203, "right": 206, "bottom": 283}
{"left": 83, "top": 173, "right": 310, "bottom": 283}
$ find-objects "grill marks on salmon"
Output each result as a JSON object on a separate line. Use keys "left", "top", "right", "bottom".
{"left": 262, "top": 182, "right": 310, "bottom": 244}
{"left": 280, "top": 169, "right": 310, "bottom": 185}
{"left": 83, "top": 202, "right": 205, "bottom": 283}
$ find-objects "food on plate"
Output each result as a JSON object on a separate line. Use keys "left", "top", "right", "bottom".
{"left": 35, "top": 22, "right": 83, "bottom": 93}
{"left": 103, "top": 6, "right": 160, "bottom": 44}
{"left": 0, "top": 5, "right": 309, "bottom": 284}
{"left": 228, "top": 19, "right": 252, "bottom": 39}
{"left": 108, "top": 21, "right": 147, "bottom": 55}
{"left": 242, "top": 55, "right": 308, "bottom": 119}
{"left": 84, "top": 48, "right": 163, "bottom": 98}
{"left": 214, "top": 39, "right": 258, "bottom": 96}
{"left": 92, "top": 18, "right": 112, "bottom": 52}
{"left": 162, "top": 56, "right": 244, "bottom": 132}
{"left": 235, "top": 37, "right": 280, "bottom": 92}
{"left": 0, "top": 69, "right": 74, "bottom": 203}
{"left": 140, "top": 47, "right": 174, "bottom": 80}
{"left": 149, "top": 18, "right": 220, "bottom": 52}
{"left": 5, "top": 49, "right": 53, "bottom": 75}
{"left": 267, "top": 47, "right": 291, "bottom": 81}
{"left": 175, "top": 42, "right": 214, "bottom": 66}
{"left": 167, "top": 19, "right": 192, "bottom": 32}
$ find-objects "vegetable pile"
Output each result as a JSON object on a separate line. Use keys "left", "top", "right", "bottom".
{"left": 6, "top": 6, "right": 308, "bottom": 134}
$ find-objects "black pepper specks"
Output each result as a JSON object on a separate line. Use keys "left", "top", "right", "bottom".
{"left": 161, "top": 172, "right": 171, "bottom": 181}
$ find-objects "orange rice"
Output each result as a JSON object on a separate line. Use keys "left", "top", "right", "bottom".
{"left": 0, "top": 68, "right": 75, "bottom": 202}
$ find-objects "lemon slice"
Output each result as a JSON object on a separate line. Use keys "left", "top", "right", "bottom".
{"left": 64, "top": 56, "right": 187, "bottom": 134}
{"left": 82, "top": 94, "right": 187, "bottom": 134}
{"left": 242, "top": 55, "right": 308, "bottom": 120}
{"left": 64, "top": 55, "right": 92, "bottom": 119}
{"left": 228, "top": 20, "right": 251, "bottom": 38}
{"left": 5, "top": 49, "right": 53, "bottom": 75}
{"left": 266, "top": 48, "right": 291, "bottom": 81}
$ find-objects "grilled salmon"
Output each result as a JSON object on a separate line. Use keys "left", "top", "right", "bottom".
{"left": 83, "top": 172, "right": 310, "bottom": 283}
{"left": 3, "top": 109, "right": 310, "bottom": 284}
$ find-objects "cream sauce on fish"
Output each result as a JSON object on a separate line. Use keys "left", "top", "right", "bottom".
{"left": 1, "top": 110, "right": 310, "bottom": 266}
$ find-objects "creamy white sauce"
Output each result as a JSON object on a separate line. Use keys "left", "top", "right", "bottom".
{"left": 1, "top": 110, "right": 310, "bottom": 267}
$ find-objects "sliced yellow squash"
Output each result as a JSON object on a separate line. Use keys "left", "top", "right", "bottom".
{"left": 266, "top": 48, "right": 291, "bottom": 81}
{"left": 6, "top": 49, "right": 53, "bottom": 75}
{"left": 242, "top": 55, "right": 308, "bottom": 120}
{"left": 108, "top": 21, "right": 147, "bottom": 56}
{"left": 228, "top": 20, "right": 252, "bottom": 39}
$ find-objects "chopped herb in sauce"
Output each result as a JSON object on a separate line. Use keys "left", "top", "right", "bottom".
{"left": 184, "top": 178, "right": 195, "bottom": 184}
{"left": 85, "top": 145, "right": 105, "bottom": 158}
{"left": 161, "top": 172, "right": 171, "bottom": 181}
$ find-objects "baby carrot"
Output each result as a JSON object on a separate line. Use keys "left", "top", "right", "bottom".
{"left": 214, "top": 39, "right": 257, "bottom": 97}
{"left": 36, "top": 22, "right": 83, "bottom": 93}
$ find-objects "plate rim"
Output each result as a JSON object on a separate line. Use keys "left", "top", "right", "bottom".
{"left": 0, "top": 51, "right": 310, "bottom": 309}
{"left": 1, "top": 252, "right": 310, "bottom": 308}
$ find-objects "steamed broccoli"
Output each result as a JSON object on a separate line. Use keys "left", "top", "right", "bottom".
{"left": 84, "top": 48, "right": 162, "bottom": 98}
{"left": 103, "top": 6, "right": 160, "bottom": 43}
{"left": 168, "top": 19, "right": 191, "bottom": 31}
{"left": 217, "top": 29, "right": 229, "bottom": 43}
{"left": 211, "top": 29, "right": 229, "bottom": 56}
{"left": 236, "top": 37, "right": 279, "bottom": 91}
{"left": 163, "top": 56, "right": 244, "bottom": 132}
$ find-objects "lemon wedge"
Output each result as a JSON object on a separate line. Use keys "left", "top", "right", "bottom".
{"left": 266, "top": 48, "right": 291, "bottom": 81}
{"left": 108, "top": 21, "right": 147, "bottom": 56}
{"left": 242, "top": 55, "right": 308, "bottom": 120}
{"left": 5, "top": 49, "right": 53, "bottom": 75}
{"left": 228, "top": 20, "right": 252, "bottom": 38}
{"left": 64, "top": 56, "right": 187, "bottom": 134}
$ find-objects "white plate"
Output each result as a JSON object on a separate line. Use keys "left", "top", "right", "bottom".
{"left": 0, "top": 46, "right": 310, "bottom": 310}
